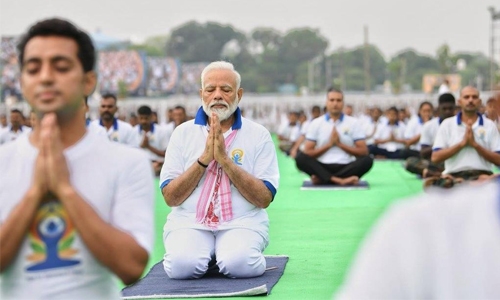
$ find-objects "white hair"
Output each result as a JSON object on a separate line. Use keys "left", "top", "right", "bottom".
{"left": 200, "top": 61, "right": 241, "bottom": 90}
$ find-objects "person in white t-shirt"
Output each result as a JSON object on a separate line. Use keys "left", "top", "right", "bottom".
{"left": 289, "top": 105, "right": 322, "bottom": 158}
{"left": 335, "top": 178, "right": 500, "bottom": 299}
{"left": 438, "top": 78, "right": 451, "bottom": 95}
{"left": 0, "top": 18, "right": 154, "bottom": 300}
{"left": 372, "top": 106, "right": 407, "bottom": 159}
{"left": 83, "top": 97, "right": 107, "bottom": 137}
{"left": 136, "top": 105, "right": 172, "bottom": 176}
{"left": 0, "top": 109, "right": 31, "bottom": 145}
{"left": 277, "top": 111, "right": 301, "bottom": 155}
{"left": 364, "top": 107, "right": 383, "bottom": 155}
{"left": 405, "top": 93, "right": 456, "bottom": 178}
{"left": 92, "top": 93, "right": 138, "bottom": 146}
{"left": 428, "top": 86, "right": 500, "bottom": 188}
{"left": 172, "top": 105, "right": 189, "bottom": 127}
{"left": 485, "top": 96, "right": 500, "bottom": 131}
{"left": 401, "top": 101, "right": 433, "bottom": 159}
{"left": 295, "top": 88, "right": 373, "bottom": 185}
{"left": 159, "top": 61, "right": 279, "bottom": 279}
{"left": 0, "top": 114, "right": 7, "bottom": 128}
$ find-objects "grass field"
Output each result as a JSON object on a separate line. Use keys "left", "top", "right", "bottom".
{"left": 133, "top": 150, "right": 424, "bottom": 299}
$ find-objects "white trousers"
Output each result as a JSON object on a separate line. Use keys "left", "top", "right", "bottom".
{"left": 163, "top": 228, "right": 267, "bottom": 279}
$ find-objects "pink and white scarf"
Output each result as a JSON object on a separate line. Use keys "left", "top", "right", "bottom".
{"left": 196, "top": 129, "right": 238, "bottom": 226}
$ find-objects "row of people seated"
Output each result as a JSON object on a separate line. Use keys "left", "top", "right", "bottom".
{"left": 279, "top": 87, "right": 500, "bottom": 189}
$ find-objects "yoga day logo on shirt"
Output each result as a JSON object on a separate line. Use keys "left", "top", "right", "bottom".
{"left": 110, "top": 132, "right": 119, "bottom": 142}
{"left": 26, "top": 197, "right": 80, "bottom": 272}
{"left": 477, "top": 128, "right": 485, "bottom": 140}
{"left": 231, "top": 149, "right": 244, "bottom": 165}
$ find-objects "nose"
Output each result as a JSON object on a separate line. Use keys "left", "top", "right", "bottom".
{"left": 39, "top": 64, "right": 54, "bottom": 85}
{"left": 213, "top": 88, "right": 223, "bottom": 100}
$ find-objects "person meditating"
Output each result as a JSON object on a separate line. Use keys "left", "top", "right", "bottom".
{"left": 159, "top": 61, "right": 280, "bottom": 279}
{"left": 295, "top": 87, "right": 373, "bottom": 186}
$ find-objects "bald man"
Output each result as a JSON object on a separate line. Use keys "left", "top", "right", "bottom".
{"left": 427, "top": 86, "right": 500, "bottom": 188}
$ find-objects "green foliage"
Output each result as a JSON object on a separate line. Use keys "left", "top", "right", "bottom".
{"left": 126, "top": 20, "right": 496, "bottom": 93}
{"left": 388, "top": 49, "right": 440, "bottom": 91}
{"left": 166, "top": 21, "right": 244, "bottom": 63}
{"left": 127, "top": 35, "right": 169, "bottom": 56}
{"left": 118, "top": 80, "right": 128, "bottom": 99}
{"left": 328, "top": 45, "right": 386, "bottom": 92}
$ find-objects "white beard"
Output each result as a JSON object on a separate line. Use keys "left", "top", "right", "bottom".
{"left": 202, "top": 96, "right": 239, "bottom": 121}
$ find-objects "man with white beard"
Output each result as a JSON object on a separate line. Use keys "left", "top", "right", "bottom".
{"left": 159, "top": 61, "right": 280, "bottom": 279}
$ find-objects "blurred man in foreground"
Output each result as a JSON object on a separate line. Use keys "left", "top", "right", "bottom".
{"left": 0, "top": 18, "right": 154, "bottom": 299}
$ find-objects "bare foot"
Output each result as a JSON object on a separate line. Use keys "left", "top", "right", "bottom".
{"left": 330, "top": 176, "right": 344, "bottom": 185}
{"left": 310, "top": 175, "right": 322, "bottom": 185}
{"left": 342, "top": 176, "right": 359, "bottom": 185}
{"left": 331, "top": 176, "right": 359, "bottom": 185}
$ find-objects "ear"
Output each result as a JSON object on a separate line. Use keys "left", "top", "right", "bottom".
{"left": 83, "top": 70, "right": 97, "bottom": 97}
{"left": 237, "top": 88, "right": 243, "bottom": 103}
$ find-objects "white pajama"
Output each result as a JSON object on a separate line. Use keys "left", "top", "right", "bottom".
{"left": 163, "top": 228, "right": 267, "bottom": 279}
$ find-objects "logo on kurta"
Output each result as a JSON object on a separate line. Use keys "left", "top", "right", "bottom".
{"left": 477, "top": 128, "right": 486, "bottom": 141}
{"left": 342, "top": 127, "right": 350, "bottom": 135}
{"left": 231, "top": 149, "right": 244, "bottom": 165}
{"left": 110, "top": 132, "right": 119, "bottom": 142}
{"left": 26, "top": 198, "right": 80, "bottom": 271}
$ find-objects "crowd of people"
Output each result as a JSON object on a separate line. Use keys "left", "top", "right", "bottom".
{"left": 0, "top": 37, "right": 22, "bottom": 103}
{"left": 274, "top": 89, "right": 500, "bottom": 188}
{"left": 3, "top": 17, "right": 500, "bottom": 300}
{"left": 1, "top": 37, "right": 210, "bottom": 102}
{"left": 98, "top": 50, "right": 145, "bottom": 95}
{"left": 146, "top": 57, "right": 179, "bottom": 96}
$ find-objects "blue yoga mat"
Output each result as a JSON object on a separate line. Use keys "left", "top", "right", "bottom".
{"left": 122, "top": 255, "right": 289, "bottom": 299}
{"left": 301, "top": 180, "right": 369, "bottom": 190}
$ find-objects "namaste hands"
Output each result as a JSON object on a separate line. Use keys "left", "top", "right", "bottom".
{"left": 199, "top": 113, "right": 229, "bottom": 166}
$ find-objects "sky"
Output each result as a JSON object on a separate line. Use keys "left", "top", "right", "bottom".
{"left": 1, "top": 0, "right": 499, "bottom": 60}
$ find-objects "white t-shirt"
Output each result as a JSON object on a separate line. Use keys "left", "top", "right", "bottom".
{"left": 419, "top": 117, "right": 440, "bottom": 147}
{"left": 134, "top": 123, "right": 172, "bottom": 161}
{"left": 297, "top": 119, "right": 314, "bottom": 151}
{"left": 277, "top": 122, "right": 301, "bottom": 143}
{"left": 86, "top": 120, "right": 107, "bottom": 136}
{"left": 0, "top": 126, "right": 31, "bottom": 145}
{"left": 404, "top": 117, "right": 426, "bottom": 151}
{"left": 373, "top": 121, "right": 406, "bottom": 152}
{"left": 362, "top": 118, "right": 383, "bottom": 146}
{"left": 305, "top": 114, "right": 366, "bottom": 164}
{"left": 0, "top": 132, "right": 155, "bottom": 300}
{"left": 433, "top": 113, "right": 500, "bottom": 174}
{"left": 91, "top": 118, "right": 138, "bottom": 146}
{"left": 438, "top": 83, "right": 451, "bottom": 95}
{"left": 159, "top": 107, "right": 279, "bottom": 242}
{"left": 336, "top": 179, "right": 500, "bottom": 300}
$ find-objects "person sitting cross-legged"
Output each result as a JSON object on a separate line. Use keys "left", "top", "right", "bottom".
{"left": 426, "top": 86, "right": 500, "bottom": 188}
{"left": 295, "top": 87, "right": 373, "bottom": 186}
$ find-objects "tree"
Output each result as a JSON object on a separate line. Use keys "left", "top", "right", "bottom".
{"left": 165, "top": 21, "right": 244, "bottom": 62}
{"left": 436, "top": 44, "right": 453, "bottom": 74}
{"left": 327, "top": 45, "right": 387, "bottom": 91}
{"left": 389, "top": 49, "right": 440, "bottom": 91}
{"left": 128, "top": 35, "right": 169, "bottom": 57}
{"left": 251, "top": 28, "right": 282, "bottom": 51}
